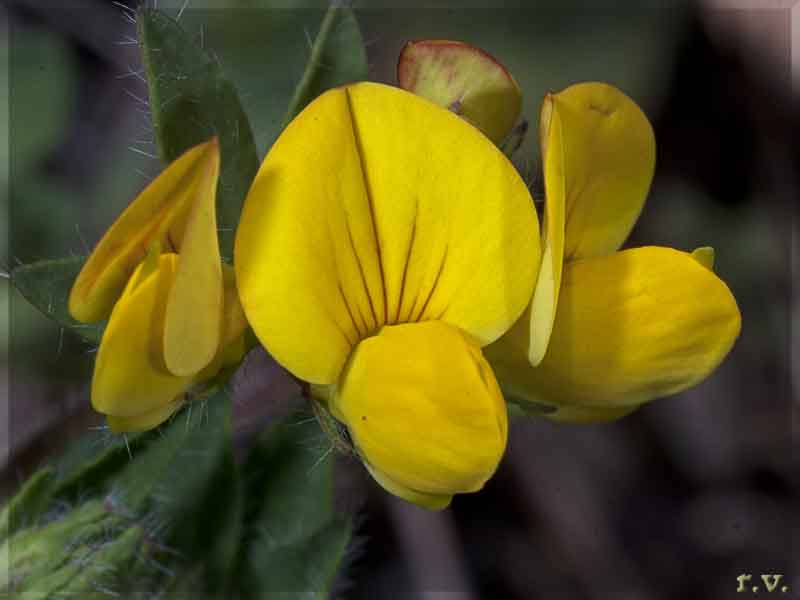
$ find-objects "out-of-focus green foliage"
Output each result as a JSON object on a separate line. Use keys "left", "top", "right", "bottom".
{"left": 3, "top": 27, "right": 75, "bottom": 186}
{"left": 2, "top": 24, "right": 80, "bottom": 371}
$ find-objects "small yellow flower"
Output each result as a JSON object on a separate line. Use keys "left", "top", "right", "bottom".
{"left": 235, "top": 82, "right": 540, "bottom": 509}
{"left": 69, "top": 139, "right": 247, "bottom": 432}
{"left": 485, "top": 82, "right": 742, "bottom": 422}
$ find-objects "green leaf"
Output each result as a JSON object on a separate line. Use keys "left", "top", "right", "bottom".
{"left": 10, "top": 256, "right": 103, "bottom": 345}
{"left": 111, "top": 390, "right": 242, "bottom": 593}
{"left": 236, "top": 413, "right": 352, "bottom": 598}
{"left": 138, "top": 8, "right": 260, "bottom": 259}
{"left": 5, "top": 26, "right": 76, "bottom": 183}
{"left": 50, "top": 430, "right": 148, "bottom": 502}
{"left": 284, "top": 3, "right": 368, "bottom": 124}
{"left": 2, "top": 393, "right": 241, "bottom": 597}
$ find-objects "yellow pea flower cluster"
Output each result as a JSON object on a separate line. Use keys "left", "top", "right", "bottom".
{"left": 71, "top": 41, "right": 740, "bottom": 509}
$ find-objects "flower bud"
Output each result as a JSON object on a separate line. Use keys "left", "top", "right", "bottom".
{"left": 398, "top": 40, "right": 522, "bottom": 144}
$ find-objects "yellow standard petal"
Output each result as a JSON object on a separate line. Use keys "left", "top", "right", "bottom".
{"left": 163, "top": 140, "right": 223, "bottom": 376}
{"left": 69, "top": 139, "right": 221, "bottom": 324}
{"left": 527, "top": 95, "right": 566, "bottom": 366}
{"left": 486, "top": 246, "right": 741, "bottom": 417}
{"left": 330, "top": 320, "right": 508, "bottom": 509}
{"left": 235, "top": 82, "right": 540, "bottom": 384}
{"left": 548, "top": 82, "right": 655, "bottom": 260}
{"left": 397, "top": 40, "right": 523, "bottom": 143}
{"left": 92, "top": 253, "right": 194, "bottom": 420}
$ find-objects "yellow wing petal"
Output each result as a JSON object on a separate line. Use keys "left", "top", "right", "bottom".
{"left": 235, "top": 82, "right": 540, "bottom": 384}
{"left": 486, "top": 246, "right": 741, "bottom": 413}
{"left": 397, "top": 39, "right": 522, "bottom": 144}
{"left": 69, "top": 140, "right": 218, "bottom": 323}
{"left": 163, "top": 139, "right": 223, "bottom": 376}
{"left": 527, "top": 94, "right": 566, "bottom": 366}
{"left": 92, "top": 253, "right": 193, "bottom": 418}
{"left": 549, "top": 82, "right": 655, "bottom": 259}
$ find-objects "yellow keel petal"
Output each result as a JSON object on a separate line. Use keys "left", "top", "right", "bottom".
{"left": 331, "top": 320, "right": 507, "bottom": 503}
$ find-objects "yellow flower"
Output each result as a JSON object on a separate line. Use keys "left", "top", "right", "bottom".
{"left": 485, "top": 82, "right": 742, "bottom": 422}
{"left": 69, "top": 139, "right": 247, "bottom": 432}
{"left": 235, "top": 82, "right": 540, "bottom": 509}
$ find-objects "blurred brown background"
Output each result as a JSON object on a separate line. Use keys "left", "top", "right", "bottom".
{"left": 2, "top": 1, "right": 797, "bottom": 598}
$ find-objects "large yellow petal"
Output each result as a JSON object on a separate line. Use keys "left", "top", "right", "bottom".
{"left": 69, "top": 139, "right": 219, "bottom": 324}
{"left": 527, "top": 95, "right": 566, "bottom": 366}
{"left": 486, "top": 246, "right": 741, "bottom": 414}
{"left": 397, "top": 40, "right": 522, "bottom": 144}
{"left": 163, "top": 140, "right": 223, "bottom": 376}
{"left": 235, "top": 82, "right": 539, "bottom": 384}
{"left": 549, "top": 82, "right": 655, "bottom": 260}
{"left": 330, "top": 320, "right": 507, "bottom": 508}
{"left": 92, "top": 253, "right": 193, "bottom": 418}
